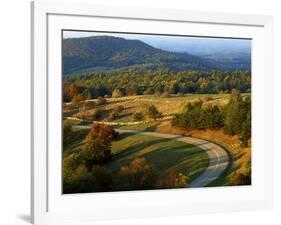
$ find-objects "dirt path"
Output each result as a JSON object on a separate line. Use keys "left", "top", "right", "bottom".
{"left": 73, "top": 125, "right": 229, "bottom": 187}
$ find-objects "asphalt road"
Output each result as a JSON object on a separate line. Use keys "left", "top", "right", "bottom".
{"left": 73, "top": 125, "right": 229, "bottom": 188}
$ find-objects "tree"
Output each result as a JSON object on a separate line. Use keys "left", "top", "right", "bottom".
{"left": 118, "top": 158, "right": 155, "bottom": 190}
{"left": 81, "top": 89, "right": 91, "bottom": 100}
{"left": 239, "top": 102, "right": 251, "bottom": 147}
{"left": 133, "top": 112, "right": 144, "bottom": 121}
{"left": 224, "top": 90, "right": 251, "bottom": 144}
{"left": 146, "top": 104, "right": 163, "bottom": 121}
{"left": 112, "top": 89, "right": 123, "bottom": 98}
{"left": 82, "top": 124, "right": 117, "bottom": 170}
{"left": 71, "top": 94, "right": 83, "bottom": 106}
{"left": 125, "top": 83, "right": 137, "bottom": 96}
{"left": 65, "top": 84, "right": 78, "bottom": 102}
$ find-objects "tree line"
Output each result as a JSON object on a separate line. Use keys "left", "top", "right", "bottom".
{"left": 172, "top": 89, "right": 251, "bottom": 147}
{"left": 63, "top": 70, "right": 251, "bottom": 102}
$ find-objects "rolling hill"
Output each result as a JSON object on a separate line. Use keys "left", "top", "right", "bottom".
{"left": 62, "top": 36, "right": 220, "bottom": 75}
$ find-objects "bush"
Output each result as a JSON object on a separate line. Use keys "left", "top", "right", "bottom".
{"left": 133, "top": 112, "right": 144, "bottom": 121}
{"left": 118, "top": 158, "right": 155, "bottom": 190}
{"left": 155, "top": 171, "right": 189, "bottom": 189}
{"left": 112, "top": 89, "right": 123, "bottom": 98}
{"left": 63, "top": 163, "right": 100, "bottom": 194}
{"left": 146, "top": 104, "right": 163, "bottom": 121}
{"left": 76, "top": 108, "right": 104, "bottom": 120}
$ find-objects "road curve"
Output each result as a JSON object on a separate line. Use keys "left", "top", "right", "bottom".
{"left": 73, "top": 125, "right": 229, "bottom": 188}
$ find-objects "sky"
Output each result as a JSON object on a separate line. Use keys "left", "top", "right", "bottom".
{"left": 63, "top": 30, "right": 251, "bottom": 55}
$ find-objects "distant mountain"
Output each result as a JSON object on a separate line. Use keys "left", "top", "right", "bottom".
{"left": 62, "top": 36, "right": 219, "bottom": 75}
{"left": 141, "top": 36, "right": 251, "bottom": 71}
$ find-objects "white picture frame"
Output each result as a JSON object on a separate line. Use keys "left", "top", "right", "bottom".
{"left": 31, "top": 1, "right": 274, "bottom": 224}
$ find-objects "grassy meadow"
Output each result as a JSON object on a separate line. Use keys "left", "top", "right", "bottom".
{"left": 63, "top": 92, "right": 251, "bottom": 193}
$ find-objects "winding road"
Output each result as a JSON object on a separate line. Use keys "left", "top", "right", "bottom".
{"left": 73, "top": 125, "right": 229, "bottom": 188}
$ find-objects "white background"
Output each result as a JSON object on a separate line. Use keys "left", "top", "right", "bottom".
{"left": 0, "top": 0, "right": 279, "bottom": 224}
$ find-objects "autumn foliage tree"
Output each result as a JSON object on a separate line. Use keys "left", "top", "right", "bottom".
{"left": 118, "top": 158, "right": 155, "bottom": 190}
{"left": 64, "top": 83, "right": 78, "bottom": 102}
{"left": 155, "top": 170, "right": 189, "bottom": 189}
{"left": 82, "top": 123, "right": 118, "bottom": 170}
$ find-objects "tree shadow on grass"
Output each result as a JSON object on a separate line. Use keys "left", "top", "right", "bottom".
{"left": 112, "top": 133, "right": 172, "bottom": 160}
{"left": 143, "top": 123, "right": 159, "bottom": 132}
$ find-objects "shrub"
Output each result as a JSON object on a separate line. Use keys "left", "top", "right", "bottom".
{"left": 146, "top": 104, "right": 163, "bottom": 121}
{"left": 112, "top": 89, "right": 123, "bottom": 98}
{"left": 155, "top": 171, "right": 189, "bottom": 189}
{"left": 76, "top": 108, "right": 104, "bottom": 120}
{"left": 63, "top": 169, "right": 96, "bottom": 194}
{"left": 155, "top": 170, "right": 177, "bottom": 189}
{"left": 118, "top": 158, "right": 155, "bottom": 190}
{"left": 133, "top": 112, "right": 144, "bottom": 121}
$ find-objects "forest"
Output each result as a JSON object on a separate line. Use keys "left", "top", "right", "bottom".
{"left": 63, "top": 70, "right": 251, "bottom": 102}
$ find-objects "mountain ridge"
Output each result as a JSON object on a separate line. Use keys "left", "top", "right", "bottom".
{"left": 63, "top": 35, "right": 249, "bottom": 75}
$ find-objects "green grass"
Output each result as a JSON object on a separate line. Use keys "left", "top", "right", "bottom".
{"left": 64, "top": 128, "right": 209, "bottom": 186}
{"left": 109, "top": 133, "right": 209, "bottom": 182}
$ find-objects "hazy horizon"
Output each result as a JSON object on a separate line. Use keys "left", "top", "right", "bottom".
{"left": 63, "top": 30, "right": 251, "bottom": 56}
